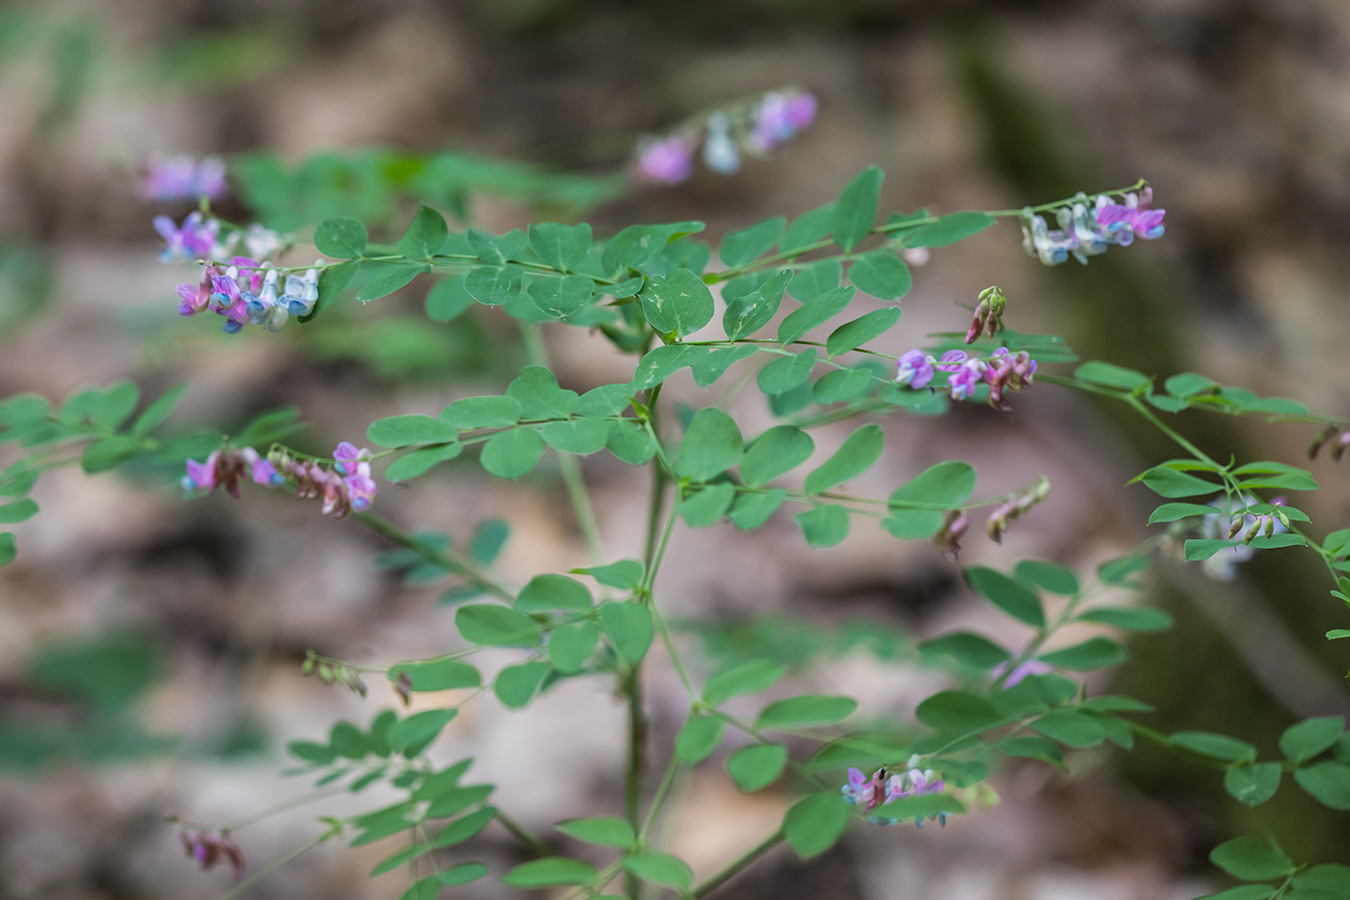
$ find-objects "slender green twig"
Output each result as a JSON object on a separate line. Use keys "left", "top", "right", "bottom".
{"left": 691, "top": 831, "right": 784, "bottom": 899}
{"left": 494, "top": 809, "right": 552, "bottom": 857}
{"left": 219, "top": 784, "right": 348, "bottom": 833}
{"left": 353, "top": 511, "right": 513, "bottom": 601}
{"left": 215, "top": 826, "right": 339, "bottom": 900}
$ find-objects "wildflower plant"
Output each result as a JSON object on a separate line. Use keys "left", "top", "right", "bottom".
{"left": 5, "top": 95, "right": 1350, "bottom": 900}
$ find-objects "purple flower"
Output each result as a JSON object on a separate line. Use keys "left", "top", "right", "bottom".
{"left": 994, "top": 659, "right": 1053, "bottom": 687}
{"left": 1020, "top": 212, "right": 1078, "bottom": 266}
{"left": 278, "top": 264, "right": 321, "bottom": 317}
{"left": 177, "top": 265, "right": 217, "bottom": 317}
{"left": 749, "top": 90, "right": 818, "bottom": 151}
{"left": 154, "top": 212, "right": 220, "bottom": 262}
{"left": 142, "top": 154, "right": 228, "bottom": 202}
{"left": 1095, "top": 187, "right": 1165, "bottom": 242}
{"left": 895, "top": 349, "right": 935, "bottom": 389}
{"left": 844, "top": 761, "right": 951, "bottom": 828}
{"left": 334, "top": 442, "right": 377, "bottom": 511}
{"left": 182, "top": 448, "right": 254, "bottom": 498}
{"left": 948, "top": 359, "right": 988, "bottom": 401}
{"left": 635, "top": 135, "right": 696, "bottom": 184}
{"left": 934, "top": 349, "right": 968, "bottom": 370}
{"left": 841, "top": 767, "right": 884, "bottom": 811}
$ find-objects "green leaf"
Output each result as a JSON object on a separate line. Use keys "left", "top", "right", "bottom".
{"left": 623, "top": 853, "right": 693, "bottom": 891}
{"left": 676, "top": 408, "right": 744, "bottom": 481}
{"left": 1224, "top": 762, "right": 1282, "bottom": 806}
{"left": 757, "top": 348, "right": 818, "bottom": 395}
{"left": 388, "top": 709, "right": 456, "bottom": 756}
{"left": 1294, "top": 761, "right": 1350, "bottom": 809}
{"left": 385, "top": 443, "right": 462, "bottom": 481}
{"left": 528, "top": 222, "right": 592, "bottom": 271}
{"left": 703, "top": 659, "right": 786, "bottom": 705}
{"left": 602, "top": 221, "right": 704, "bottom": 273}
{"left": 1171, "top": 731, "right": 1257, "bottom": 762}
{"left": 785, "top": 259, "right": 843, "bottom": 302}
{"left": 826, "top": 307, "right": 902, "bottom": 356}
{"left": 1135, "top": 465, "right": 1222, "bottom": 499}
{"left": 517, "top": 574, "right": 593, "bottom": 613}
{"left": 1291, "top": 864, "right": 1350, "bottom": 897}
{"left": 387, "top": 659, "right": 482, "bottom": 691}
{"left": 740, "top": 426, "right": 814, "bottom": 488}
{"left": 721, "top": 217, "right": 786, "bottom": 268}
{"left": 129, "top": 383, "right": 187, "bottom": 436}
{"left": 81, "top": 436, "right": 142, "bottom": 473}
{"left": 356, "top": 263, "right": 428, "bottom": 303}
{"left": 680, "top": 482, "right": 735, "bottom": 527}
{"left": 778, "top": 285, "right": 855, "bottom": 346}
{"left": 795, "top": 504, "right": 850, "bottom": 547}
{"left": 371, "top": 842, "right": 433, "bottom": 876}
{"left": 397, "top": 205, "right": 448, "bottom": 259}
{"left": 728, "top": 489, "right": 787, "bottom": 530}
{"left": 1013, "top": 560, "right": 1079, "bottom": 596}
{"left": 600, "top": 601, "right": 653, "bottom": 664}
{"left": 915, "top": 690, "right": 1002, "bottom": 732}
{"left": 633, "top": 344, "right": 708, "bottom": 390}
{"left": 846, "top": 252, "right": 912, "bottom": 300}
{"left": 804, "top": 423, "right": 883, "bottom": 494}
{"left": 1036, "top": 637, "right": 1127, "bottom": 671}
{"left": 1165, "top": 372, "right": 1218, "bottom": 398}
{"left": 693, "top": 345, "right": 760, "bottom": 387}
{"left": 1029, "top": 710, "right": 1107, "bottom": 748}
{"left": 831, "top": 166, "right": 883, "bottom": 252}
{"left": 503, "top": 857, "right": 597, "bottom": 888}
{"left": 1232, "top": 461, "right": 1320, "bottom": 492}
{"left": 999, "top": 736, "right": 1065, "bottom": 766}
{"left": 572, "top": 559, "right": 644, "bottom": 589}
{"left": 902, "top": 211, "right": 995, "bottom": 248}
{"left": 541, "top": 419, "right": 611, "bottom": 454}
{"left": 778, "top": 203, "right": 834, "bottom": 255}
{"left": 1148, "top": 501, "right": 1223, "bottom": 523}
{"left": 556, "top": 816, "right": 636, "bottom": 849}
{"left": 890, "top": 461, "right": 976, "bottom": 509}
{"left": 640, "top": 268, "right": 714, "bottom": 338}
{"left": 507, "top": 365, "right": 578, "bottom": 419}
{"left": 315, "top": 216, "right": 368, "bottom": 258}
{"left": 469, "top": 518, "right": 510, "bottom": 564}
{"left": 758, "top": 695, "right": 857, "bottom": 729}
{"left": 307, "top": 259, "right": 357, "bottom": 321}
{"left": 1074, "top": 606, "right": 1174, "bottom": 632}
{"left": 880, "top": 508, "right": 945, "bottom": 540}
{"left": 1074, "top": 360, "right": 1151, "bottom": 391}
{"left": 548, "top": 621, "right": 600, "bottom": 673}
{"left": 1280, "top": 716, "right": 1344, "bottom": 764}
{"left": 480, "top": 428, "right": 546, "bottom": 478}
{"left": 813, "top": 367, "right": 875, "bottom": 404}
{"left": 607, "top": 419, "right": 656, "bottom": 465}
{"left": 368, "top": 414, "right": 458, "bottom": 448}
{"left": 783, "top": 792, "right": 851, "bottom": 859}
{"left": 0, "top": 533, "right": 14, "bottom": 567}
{"left": 455, "top": 604, "right": 541, "bottom": 647}
{"left": 919, "top": 632, "right": 1010, "bottom": 669}
{"left": 0, "top": 498, "right": 37, "bottom": 524}
{"left": 577, "top": 384, "right": 634, "bottom": 417}
{"left": 1209, "top": 836, "right": 1293, "bottom": 882}
{"left": 433, "top": 863, "right": 489, "bottom": 886}
{"left": 396, "top": 875, "right": 439, "bottom": 900}
{"left": 723, "top": 268, "right": 791, "bottom": 340}
{"left": 91, "top": 381, "right": 139, "bottom": 430}
{"left": 464, "top": 264, "right": 524, "bottom": 306}
{"left": 675, "top": 716, "right": 724, "bottom": 763}
{"left": 494, "top": 661, "right": 550, "bottom": 708}
{"left": 528, "top": 274, "right": 594, "bottom": 318}
{"left": 726, "top": 744, "right": 788, "bottom": 791}
{"left": 965, "top": 566, "right": 1044, "bottom": 627}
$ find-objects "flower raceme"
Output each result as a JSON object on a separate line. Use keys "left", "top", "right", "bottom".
{"left": 633, "top": 87, "right": 816, "bottom": 184}
{"left": 141, "top": 154, "right": 228, "bottom": 203}
{"left": 182, "top": 443, "right": 376, "bottom": 518}
{"left": 841, "top": 762, "right": 950, "bottom": 827}
{"left": 896, "top": 348, "right": 1038, "bottom": 410}
{"left": 1021, "top": 188, "right": 1165, "bottom": 266}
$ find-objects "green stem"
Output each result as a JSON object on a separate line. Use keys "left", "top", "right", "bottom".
{"left": 219, "top": 784, "right": 347, "bottom": 833}
{"left": 215, "top": 826, "right": 338, "bottom": 900}
{"left": 354, "top": 511, "right": 513, "bottom": 601}
{"left": 638, "top": 754, "right": 682, "bottom": 840}
{"left": 623, "top": 664, "right": 645, "bottom": 900}
{"left": 691, "top": 831, "right": 784, "bottom": 899}
{"left": 494, "top": 809, "right": 552, "bottom": 857}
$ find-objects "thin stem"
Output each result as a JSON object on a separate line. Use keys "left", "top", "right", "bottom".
{"left": 623, "top": 664, "right": 644, "bottom": 900}
{"left": 638, "top": 754, "right": 682, "bottom": 840}
{"left": 220, "top": 784, "right": 347, "bottom": 833}
{"left": 691, "top": 831, "right": 784, "bottom": 899}
{"left": 494, "top": 809, "right": 552, "bottom": 857}
{"left": 353, "top": 511, "right": 513, "bottom": 601}
{"left": 215, "top": 826, "right": 338, "bottom": 900}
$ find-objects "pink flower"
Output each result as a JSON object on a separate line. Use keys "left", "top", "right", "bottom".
{"left": 1095, "top": 187, "right": 1165, "bottom": 242}
{"left": 142, "top": 154, "right": 228, "bottom": 202}
{"left": 155, "top": 212, "right": 220, "bottom": 262}
{"left": 176, "top": 265, "right": 217, "bottom": 317}
{"left": 749, "top": 90, "right": 817, "bottom": 151}
{"left": 948, "top": 359, "right": 988, "bottom": 401}
{"left": 895, "top": 349, "right": 935, "bottom": 389}
{"left": 635, "top": 134, "right": 696, "bottom": 184}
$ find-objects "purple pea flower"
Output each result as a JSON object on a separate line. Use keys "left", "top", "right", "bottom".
{"left": 155, "top": 211, "right": 220, "bottom": 262}
{"left": 177, "top": 265, "right": 217, "bottom": 317}
{"left": 1095, "top": 187, "right": 1165, "bottom": 242}
{"left": 141, "top": 154, "right": 228, "bottom": 202}
{"left": 895, "top": 349, "right": 935, "bottom": 389}
{"left": 948, "top": 359, "right": 988, "bottom": 401}
{"left": 635, "top": 134, "right": 696, "bottom": 184}
{"left": 993, "top": 658, "right": 1054, "bottom": 687}
{"left": 934, "top": 349, "right": 968, "bottom": 370}
{"left": 749, "top": 90, "right": 818, "bottom": 151}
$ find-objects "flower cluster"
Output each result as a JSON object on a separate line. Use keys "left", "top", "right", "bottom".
{"left": 895, "top": 348, "right": 1038, "bottom": 411}
{"left": 182, "top": 442, "right": 376, "bottom": 518}
{"left": 155, "top": 213, "right": 286, "bottom": 265}
{"left": 141, "top": 153, "right": 228, "bottom": 202}
{"left": 1193, "top": 495, "right": 1289, "bottom": 581}
{"left": 841, "top": 761, "right": 949, "bottom": 827}
{"left": 176, "top": 259, "right": 319, "bottom": 333}
{"left": 633, "top": 88, "right": 816, "bottom": 184}
{"left": 1021, "top": 188, "right": 1165, "bottom": 266}
{"left": 177, "top": 826, "right": 244, "bottom": 880}
{"left": 986, "top": 476, "right": 1051, "bottom": 543}
{"left": 965, "top": 286, "right": 1006, "bottom": 344}
{"left": 1309, "top": 425, "right": 1350, "bottom": 462}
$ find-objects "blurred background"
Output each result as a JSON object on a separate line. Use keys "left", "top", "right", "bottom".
{"left": 2, "top": 0, "right": 1350, "bottom": 898}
